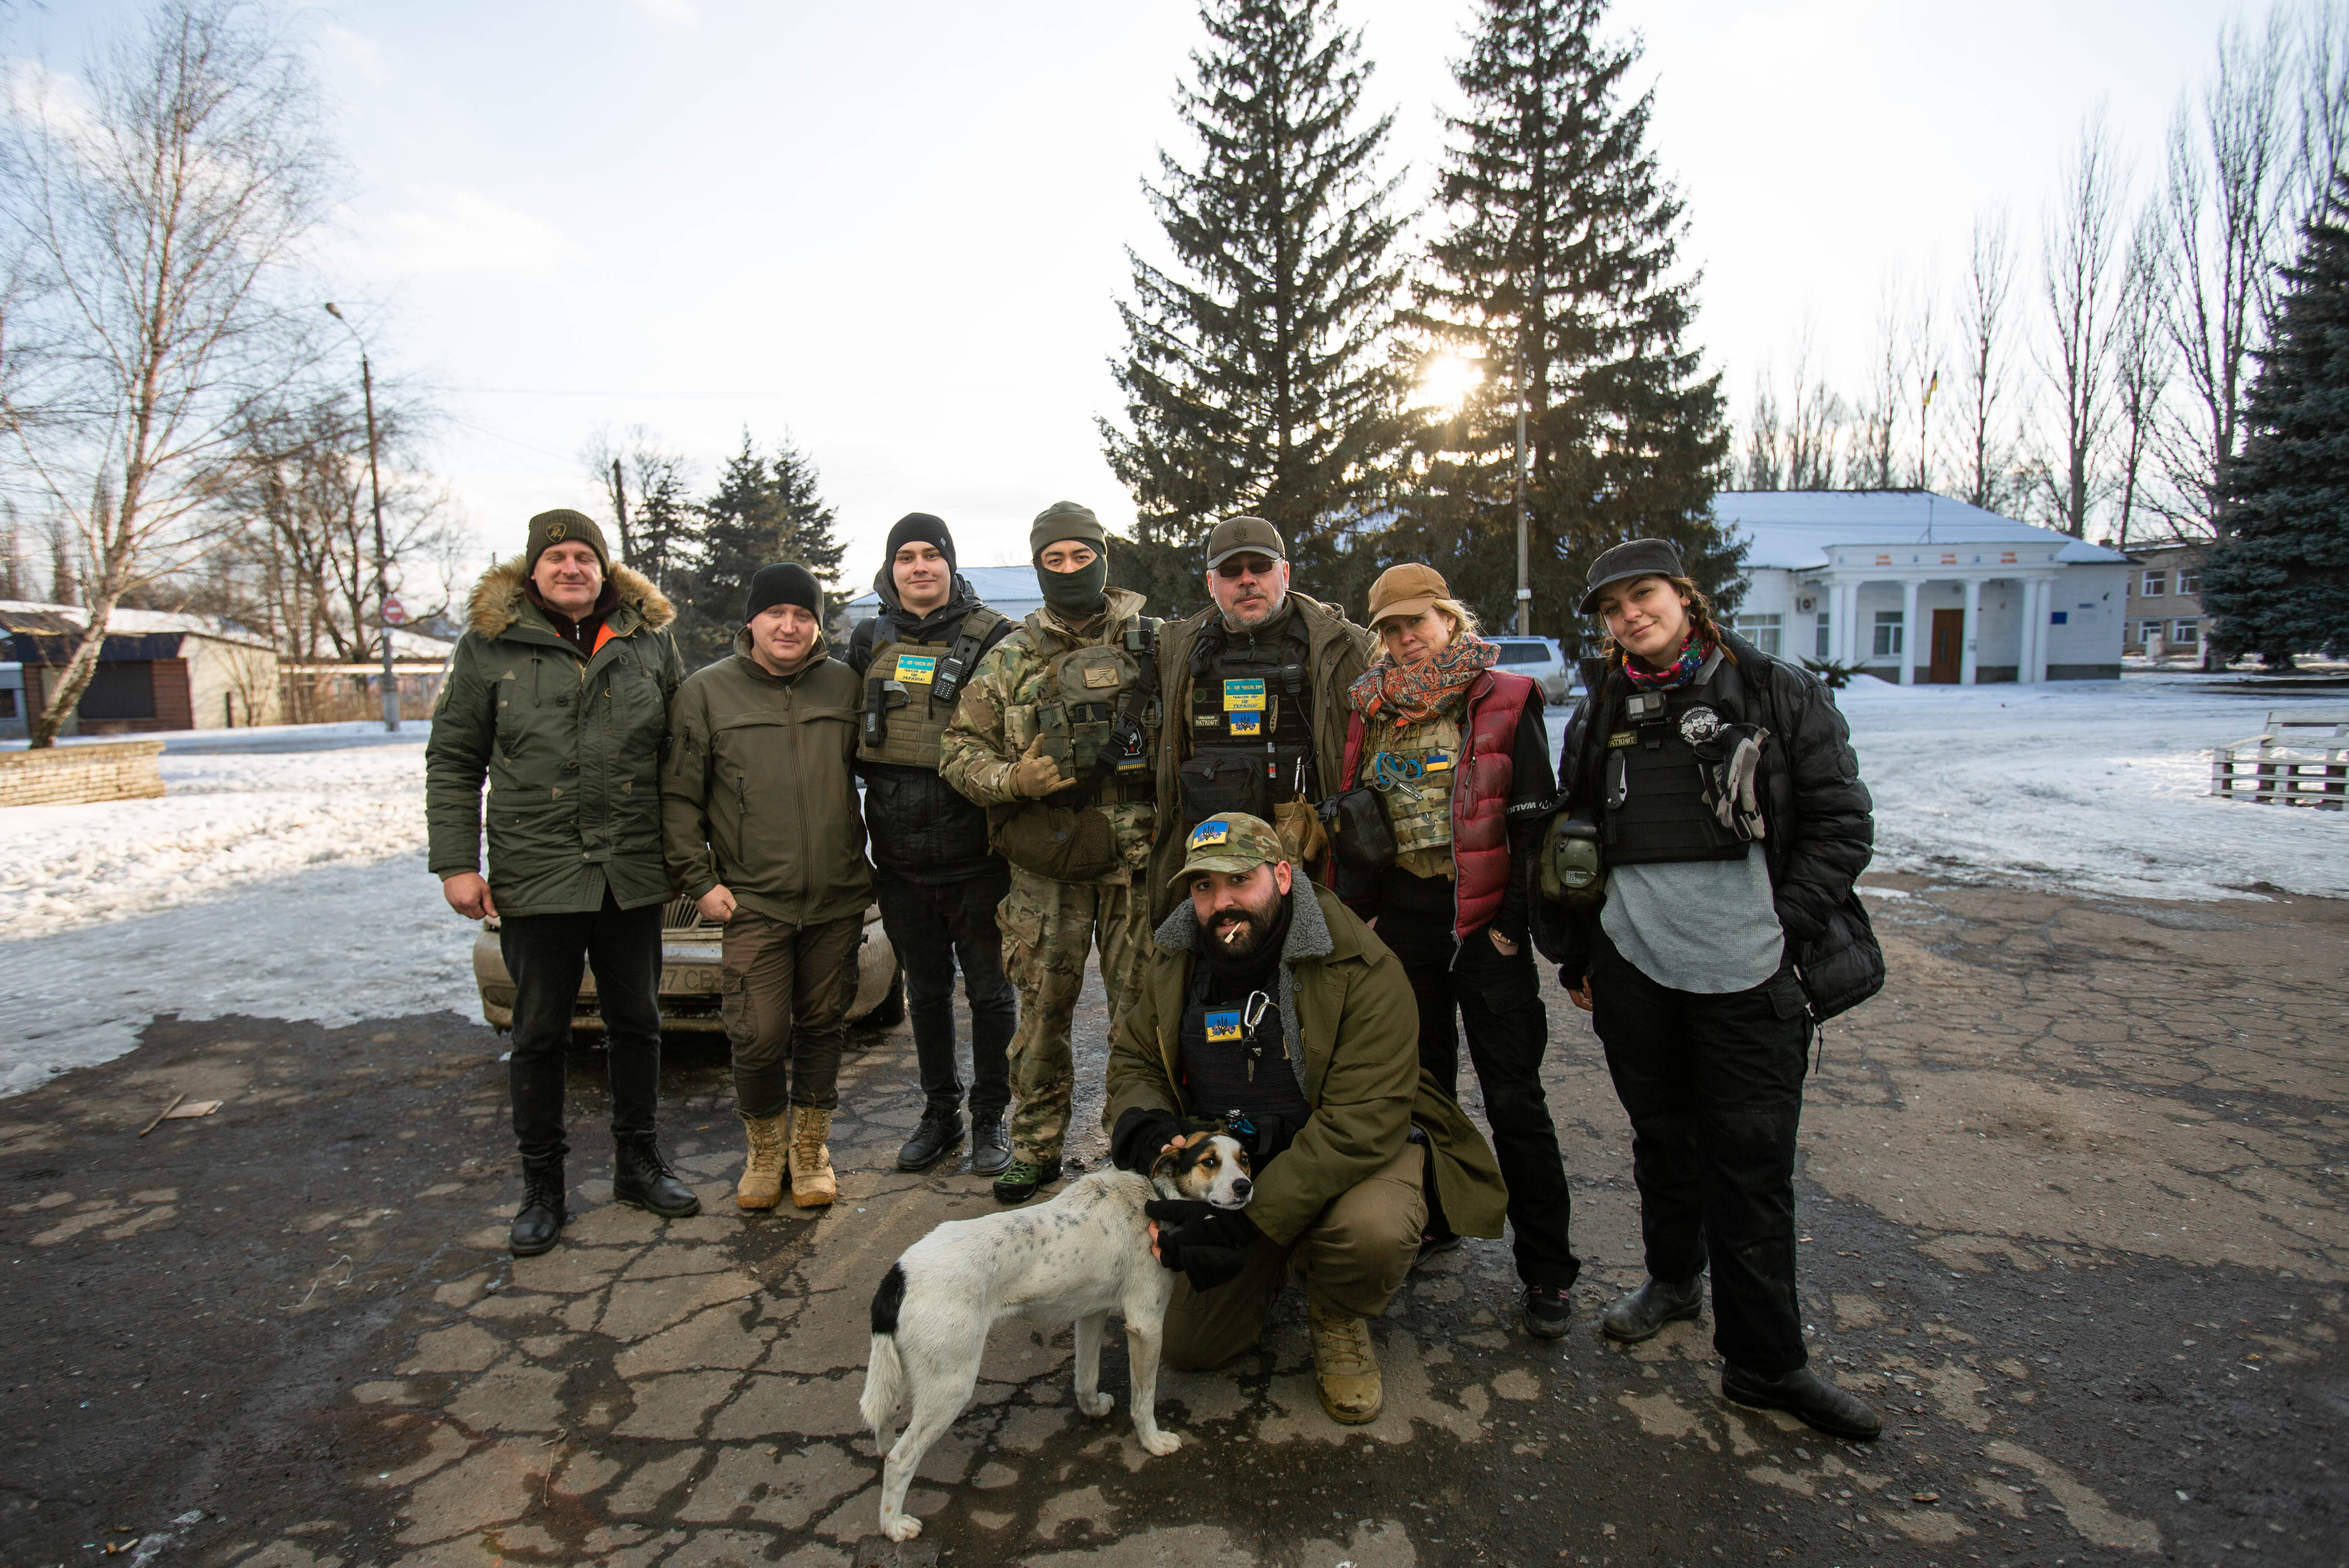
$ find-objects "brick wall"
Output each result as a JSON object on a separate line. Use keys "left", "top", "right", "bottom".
{"left": 0, "top": 740, "right": 167, "bottom": 807}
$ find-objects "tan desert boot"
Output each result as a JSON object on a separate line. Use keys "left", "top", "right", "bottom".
{"left": 737, "top": 1109, "right": 789, "bottom": 1211}
{"left": 789, "top": 1106, "right": 838, "bottom": 1208}
{"left": 1309, "top": 1303, "right": 1382, "bottom": 1425}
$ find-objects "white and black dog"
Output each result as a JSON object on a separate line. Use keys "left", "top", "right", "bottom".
{"left": 859, "top": 1133, "right": 1254, "bottom": 1541}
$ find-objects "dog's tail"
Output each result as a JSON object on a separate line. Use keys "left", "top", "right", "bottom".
{"left": 859, "top": 1262, "right": 909, "bottom": 1435}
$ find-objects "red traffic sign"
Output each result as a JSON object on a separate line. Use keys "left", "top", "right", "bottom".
{"left": 380, "top": 596, "right": 408, "bottom": 626}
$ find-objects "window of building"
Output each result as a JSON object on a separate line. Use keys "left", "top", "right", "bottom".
{"left": 0, "top": 688, "right": 16, "bottom": 719}
{"left": 1872, "top": 610, "right": 1904, "bottom": 658}
{"left": 1734, "top": 613, "right": 1782, "bottom": 655}
{"left": 77, "top": 660, "right": 156, "bottom": 720}
{"left": 1815, "top": 612, "right": 1831, "bottom": 659}
{"left": 2142, "top": 569, "right": 2166, "bottom": 596}
{"left": 2172, "top": 618, "right": 2200, "bottom": 647}
{"left": 2177, "top": 568, "right": 2201, "bottom": 596}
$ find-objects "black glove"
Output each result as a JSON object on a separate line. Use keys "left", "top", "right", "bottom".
{"left": 1110, "top": 1107, "right": 1185, "bottom": 1174}
{"left": 1144, "top": 1200, "right": 1259, "bottom": 1292}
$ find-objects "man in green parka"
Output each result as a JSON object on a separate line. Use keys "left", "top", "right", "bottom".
{"left": 1105, "top": 813, "right": 1507, "bottom": 1427}
{"left": 427, "top": 508, "right": 701, "bottom": 1258}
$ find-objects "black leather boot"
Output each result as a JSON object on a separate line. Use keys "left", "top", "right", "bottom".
{"left": 1600, "top": 1274, "right": 1706, "bottom": 1343}
{"left": 1723, "top": 1363, "right": 1882, "bottom": 1441}
{"left": 510, "top": 1155, "right": 567, "bottom": 1257}
{"left": 612, "top": 1133, "right": 701, "bottom": 1218}
{"left": 897, "top": 1108, "right": 964, "bottom": 1172}
{"left": 969, "top": 1112, "right": 1011, "bottom": 1177}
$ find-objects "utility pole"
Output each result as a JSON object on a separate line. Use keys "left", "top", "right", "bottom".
{"left": 611, "top": 458, "right": 632, "bottom": 564}
{"left": 1514, "top": 345, "right": 1531, "bottom": 636}
{"left": 326, "top": 303, "right": 400, "bottom": 732}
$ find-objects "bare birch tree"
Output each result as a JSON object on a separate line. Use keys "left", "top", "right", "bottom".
{"left": 1851, "top": 282, "right": 1904, "bottom": 488}
{"left": 2111, "top": 211, "right": 2171, "bottom": 551}
{"left": 1954, "top": 207, "right": 2020, "bottom": 512}
{"left": 0, "top": 1, "right": 333, "bottom": 745}
{"left": 2035, "top": 111, "right": 2127, "bottom": 535}
{"left": 1738, "top": 377, "right": 1783, "bottom": 489}
{"left": 2157, "top": 9, "right": 2295, "bottom": 542}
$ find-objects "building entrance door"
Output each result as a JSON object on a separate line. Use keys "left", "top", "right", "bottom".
{"left": 1928, "top": 609, "right": 1964, "bottom": 683}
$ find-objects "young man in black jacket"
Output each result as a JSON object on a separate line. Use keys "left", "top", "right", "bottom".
{"left": 847, "top": 514, "right": 1021, "bottom": 1176}
{"left": 1540, "top": 538, "right": 1884, "bottom": 1442}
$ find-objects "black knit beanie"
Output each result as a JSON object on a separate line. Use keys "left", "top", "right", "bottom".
{"left": 885, "top": 512, "right": 956, "bottom": 571}
{"left": 744, "top": 563, "right": 823, "bottom": 624}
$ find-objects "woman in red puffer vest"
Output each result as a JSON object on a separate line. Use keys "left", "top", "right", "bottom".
{"left": 1328, "top": 562, "right": 1578, "bottom": 1341}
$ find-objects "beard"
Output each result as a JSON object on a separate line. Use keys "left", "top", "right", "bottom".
{"left": 1206, "top": 895, "right": 1280, "bottom": 958}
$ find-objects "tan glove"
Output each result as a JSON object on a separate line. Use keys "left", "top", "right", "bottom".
{"left": 1273, "top": 794, "right": 1327, "bottom": 870}
{"left": 1008, "top": 734, "right": 1069, "bottom": 798}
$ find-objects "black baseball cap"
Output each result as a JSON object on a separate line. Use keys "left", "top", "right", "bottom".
{"left": 1578, "top": 538, "right": 1686, "bottom": 615}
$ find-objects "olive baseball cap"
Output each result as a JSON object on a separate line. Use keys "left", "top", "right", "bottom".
{"left": 1366, "top": 562, "right": 1450, "bottom": 628}
{"left": 1578, "top": 537, "right": 1686, "bottom": 614}
{"left": 1168, "top": 812, "right": 1289, "bottom": 887}
{"left": 1204, "top": 516, "right": 1286, "bottom": 569}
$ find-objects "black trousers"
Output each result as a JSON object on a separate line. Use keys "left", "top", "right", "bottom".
{"left": 874, "top": 865, "right": 1016, "bottom": 1120}
{"left": 499, "top": 889, "right": 664, "bottom": 1161}
{"left": 1588, "top": 927, "right": 1812, "bottom": 1374}
{"left": 1381, "top": 916, "right": 1581, "bottom": 1292}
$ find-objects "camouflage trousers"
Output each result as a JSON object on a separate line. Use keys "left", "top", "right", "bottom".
{"left": 997, "top": 868, "right": 1152, "bottom": 1165}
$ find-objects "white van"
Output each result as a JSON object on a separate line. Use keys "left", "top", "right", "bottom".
{"left": 1489, "top": 636, "right": 1576, "bottom": 704}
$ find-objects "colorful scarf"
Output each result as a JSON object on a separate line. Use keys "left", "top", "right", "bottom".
{"left": 1348, "top": 634, "right": 1498, "bottom": 726}
{"left": 1623, "top": 633, "right": 1706, "bottom": 691}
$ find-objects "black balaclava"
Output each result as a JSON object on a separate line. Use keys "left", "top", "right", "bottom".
{"left": 1030, "top": 500, "right": 1110, "bottom": 620}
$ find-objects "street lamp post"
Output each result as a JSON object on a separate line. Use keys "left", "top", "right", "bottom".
{"left": 324, "top": 303, "right": 399, "bottom": 733}
{"left": 1514, "top": 344, "right": 1531, "bottom": 637}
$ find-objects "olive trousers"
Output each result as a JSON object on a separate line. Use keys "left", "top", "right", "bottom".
{"left": 720, "top": 909, "right": 864, "bottom": 1118}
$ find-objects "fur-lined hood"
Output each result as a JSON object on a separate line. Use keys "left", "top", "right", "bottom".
{"left": 467, "top": 556, "right": 676, "bottom": 640}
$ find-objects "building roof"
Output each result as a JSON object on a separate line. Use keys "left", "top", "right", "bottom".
{"left": 0, "top": 600, "right": 277, "bottom": 649}
{"left": 1713, "top": 491, "right": 2131, "bottom": 569}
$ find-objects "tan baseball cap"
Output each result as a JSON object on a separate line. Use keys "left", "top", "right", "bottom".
{"left": 1168, "top": 812, "right": 1289, "bottom": 887}
{"left": 1204, "top": 515, "right": 1286, "bottom": 569}
{"left": 1366, "top": 562, "right": 1450, "bottom": 629}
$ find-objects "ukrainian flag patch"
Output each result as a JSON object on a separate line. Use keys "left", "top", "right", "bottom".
{"left": 895, "top": 653, "right": 937, "bottom": 685}
{"left": 1189, "top": 821, "right": 1231, "bottom": 848}
{"left": 1229, "top": 710, "right": 1263, "bottom": 737}
{"left": 1222, "top": 678, "right": 1266, "bottom": 712}
{"left": 1205, "top": 1009, "right": 1243, "bottom": 1043}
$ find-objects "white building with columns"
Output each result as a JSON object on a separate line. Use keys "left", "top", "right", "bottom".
{"left": 1711, "top": 491, "right": 2129, "bottom": 684}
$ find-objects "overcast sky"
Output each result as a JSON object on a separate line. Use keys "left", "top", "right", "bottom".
{"left": 26, "top": 0, "right": 2244, "bottom": 589}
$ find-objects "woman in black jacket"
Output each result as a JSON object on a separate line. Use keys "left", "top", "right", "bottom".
{"left": 1544, "top": 538, "right": 1883, "bottom": 1441}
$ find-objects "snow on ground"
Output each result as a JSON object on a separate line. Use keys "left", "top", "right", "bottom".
{"left": 1835, "top": 674, "right": 2349, "bottom": 902}
{"left": 4, "top": 676, "right": 2347, "bottom": 1097}
{"left": 0, "top": 730, "right": 474, "bottom": 1096}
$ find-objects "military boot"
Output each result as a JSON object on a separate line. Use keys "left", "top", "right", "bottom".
{"left": 612, "top": 1133, "right": 702, "bottom": 1218}
{"left": 1309, "top": 1303, "right": 1382, "bottom": 1425}
{"left": 737, "top": 1109, "right": 789, "bottom": 1211}
{"left": 510, "top": 1154, "right": 566, "bottom": 1257}
{"left": 1601, "top": 1274, "right": 1705, "bottom": 1343}
{"left": 789, "top": 1107, "right": 838, "bottom": 1208}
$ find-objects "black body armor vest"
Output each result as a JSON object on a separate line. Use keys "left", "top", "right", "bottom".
{"left": 1177, "top": 962, "right": 1310, "bottom": 1163}
{"left": 1601, "top": 675, "right": 1750, "bottom": 867}
{"left": 1175, "top": 616, "right": 1316, "bottom": 834}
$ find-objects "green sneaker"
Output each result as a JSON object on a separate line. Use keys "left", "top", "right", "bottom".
{"left": 992, "top": 1156, "right": 1063, "bottom": 1204}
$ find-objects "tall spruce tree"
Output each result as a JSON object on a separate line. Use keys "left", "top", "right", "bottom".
{"left": 1100, "top": 0, "right": 1409, "bottom": 612}
{"left": 2204, "top": 168, "right": 2349, "bottom": 666}
{"left": 673, "top": 430, "right": 845, "bottom": 666}
{"left": 1401, "top": 0, "right": 1737, "bottom": 643}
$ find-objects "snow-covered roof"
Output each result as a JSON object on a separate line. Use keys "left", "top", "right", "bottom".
{"left": 0, "top": 600, "right": 276, "bottom": 648}
{"left": 843, "top": 565, "right": 1042, "bottom": 613}
{"left": 1713, "top": 491, "right": 2132, "bottom": 569}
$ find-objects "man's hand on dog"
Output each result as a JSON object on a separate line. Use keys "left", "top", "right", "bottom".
{"left": 1145, "top": 1193, "right": 1257, "bottom": 1291}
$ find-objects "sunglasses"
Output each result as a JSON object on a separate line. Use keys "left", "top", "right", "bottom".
{"left": 1213, "top": 555, "right": 1280, "bottom": 579}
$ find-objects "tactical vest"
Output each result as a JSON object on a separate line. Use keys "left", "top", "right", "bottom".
{"left": 1601, "top": 675, "right": 1750, "bottom": 867}
{"left": 1364, "top": 713, "right": 1464, "bottom": 874}
{"left": 1177, "top": 962, "right": 1310, "bottom": 1162}
{"left": 858, "top": 607, "right": 1010, "bottom": 770}
{"left": 1035, "top": 618, "right": 1161, "bottom": 806}
{"left": 1175, "top": 616, "right": 1318, "bottom": 832}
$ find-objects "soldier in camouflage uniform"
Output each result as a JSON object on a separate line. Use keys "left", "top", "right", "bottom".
{"left": 939, "top": 501, "right": 1160, "bottom": 1202}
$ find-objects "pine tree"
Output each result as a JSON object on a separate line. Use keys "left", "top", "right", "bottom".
{"left": 2204, "top": 169, "right": 2349, "bottom": 667}
{"left": 1100, "top": 0, "right": 1409, "bottom": 609}
{"left": 673, "top": 431, "right": 844, "bottom": 666}
{"left": 1399, "top": 0, "right": 1738, "bottom": 643}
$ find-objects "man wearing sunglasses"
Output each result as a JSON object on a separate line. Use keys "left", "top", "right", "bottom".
{"left": 1145, "top": 517, "right": 1376, "bottom": 915}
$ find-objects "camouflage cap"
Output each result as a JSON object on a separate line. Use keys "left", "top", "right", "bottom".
{"left": 1168, "top": 811, "right": 1289, "bottom": 888}
{"left": 526, "top": 508, "right": 610, "bottom": 573}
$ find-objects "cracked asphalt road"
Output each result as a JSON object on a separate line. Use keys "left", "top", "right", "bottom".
{"left": 2, "top": 875, "right": 2344, "bottom": 1567}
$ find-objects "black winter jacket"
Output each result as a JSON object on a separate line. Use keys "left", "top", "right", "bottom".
{"left": 846, "top": 571, "right": 1015, "bottom": 884}
{"left": 1536, "top": 630, "right": 1884, "bottom": 1018}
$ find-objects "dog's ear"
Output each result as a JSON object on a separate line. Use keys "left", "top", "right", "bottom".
{"left": 1149, "top": 1144, "right": 1184, "bottom": 1182}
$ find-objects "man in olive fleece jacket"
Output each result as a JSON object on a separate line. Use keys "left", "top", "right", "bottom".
{"left": 662, "top": 563, "right": 873, "bottom": 1212}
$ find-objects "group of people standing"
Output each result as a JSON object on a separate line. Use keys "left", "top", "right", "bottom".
{"left": 424, "top": 500, "right": 1885, "bottom": 1444}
